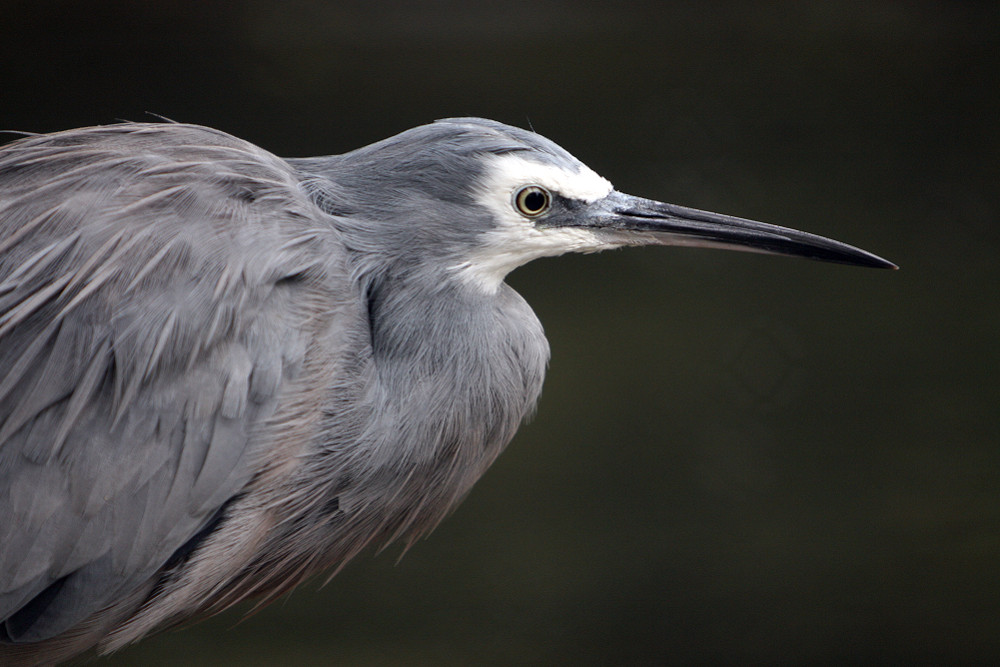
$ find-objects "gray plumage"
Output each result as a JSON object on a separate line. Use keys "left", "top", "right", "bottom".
{"left": 0, "top": 118, "right": 893, "bottom": 665}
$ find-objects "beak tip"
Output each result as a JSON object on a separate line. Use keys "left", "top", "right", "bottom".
{"left": 859, "top": 254, "right": 898, "bottom": 270}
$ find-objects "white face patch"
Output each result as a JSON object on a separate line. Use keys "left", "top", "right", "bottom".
{"left": 449, "top": 153, "right": 618, "bottom": 293}
{"left": 478, "top": 153, "right": 613, "bottom": 205}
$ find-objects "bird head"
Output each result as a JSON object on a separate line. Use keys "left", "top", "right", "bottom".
{"left": 316, "top": 118, "right": 894, "bottom": 293}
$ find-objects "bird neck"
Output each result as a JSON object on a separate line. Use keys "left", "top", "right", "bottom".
{"left": 288, "top": 164, "right": 550, "bottom": 544}
{"left": 347, "top": 270, "right": 549, "bottom": 541}
{"left": 366, "top": 271, "right": 548, "bottom": 435}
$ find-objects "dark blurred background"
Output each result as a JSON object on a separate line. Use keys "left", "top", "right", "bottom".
{"left": 2, "top": 1, "right": 997, "bottom": 664}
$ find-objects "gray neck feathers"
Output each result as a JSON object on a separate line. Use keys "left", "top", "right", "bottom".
{"left": 293, "top": 162, "right": 550, "bottom": 548}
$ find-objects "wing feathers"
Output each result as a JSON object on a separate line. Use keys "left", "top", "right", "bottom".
{"left": 0, "top": 320, "right": 60, "bottom": 406}
{"left": 51, "top": 338, "right": 111, "bottom": 461}
{"left": 0, "top": 122, "right": 339, "bottom": 643}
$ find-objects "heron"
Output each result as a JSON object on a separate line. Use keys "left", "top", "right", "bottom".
{"left": 0, "top": 117, "right": 894, "bottom": 664}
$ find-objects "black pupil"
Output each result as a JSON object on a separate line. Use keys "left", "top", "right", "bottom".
{"left": 523, "top": 190, "right": 546, "bottom": 212}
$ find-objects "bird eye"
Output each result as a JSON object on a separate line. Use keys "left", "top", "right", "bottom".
{"left": 514, "top": 185, "right": 551, "bottom": 217}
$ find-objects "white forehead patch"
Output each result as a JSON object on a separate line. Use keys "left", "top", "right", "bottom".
{"left": 476, "top": 153, "right": 613, "bottom": 205}
{"left": 449, "top": 153, "right": 618, "bottom": 293}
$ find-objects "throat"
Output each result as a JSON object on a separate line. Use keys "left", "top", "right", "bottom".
{"left": 447, "top": 226, "right": 608, "bottom": 294}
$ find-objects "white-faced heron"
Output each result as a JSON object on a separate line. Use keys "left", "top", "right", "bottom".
{"left": 0, "top": 118, "right": 894, "bottom": 664}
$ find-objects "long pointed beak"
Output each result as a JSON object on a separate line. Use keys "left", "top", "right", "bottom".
{"left": 574, "top": 191, "right": 896, "bottom": 269}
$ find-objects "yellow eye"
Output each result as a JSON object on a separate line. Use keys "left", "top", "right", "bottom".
{"left": 514, "top": 185, "right": 551, "bottom": 217}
